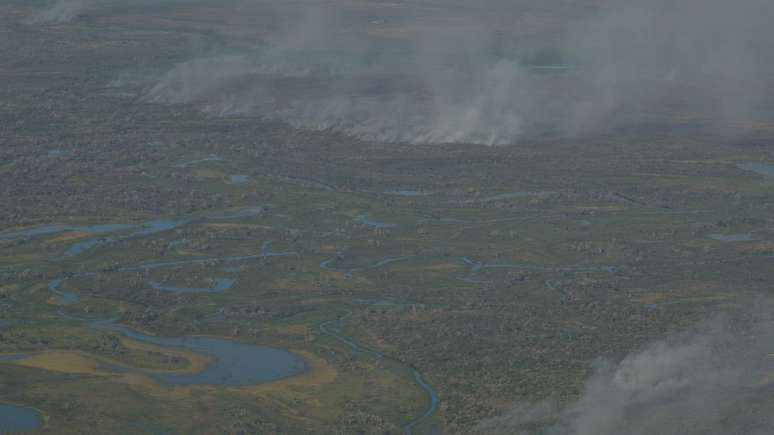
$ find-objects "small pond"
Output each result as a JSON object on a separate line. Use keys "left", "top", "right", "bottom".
{"left": 0, "top": 404, "right": 43, "bottom": 434}
{"left": 228, "top": 174, "right": 249, "bottom": 185}
{"left": 95, "top": 322, "right": 306, "bottom": 386}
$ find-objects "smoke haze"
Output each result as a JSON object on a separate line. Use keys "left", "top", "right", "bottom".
{"left": 476, "top": 303, "right": 774, "bottom": 435}
{"left": 25, "top": 0, "right": 91, "bottom": 24}
{"left": 115, "top": 0, "right": 774, "bottom": 144}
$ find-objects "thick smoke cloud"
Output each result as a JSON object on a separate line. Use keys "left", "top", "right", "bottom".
{"left": 24, "top": 0, "right": 92, "bottom": 24}
{"left": 140, "top": 2, "right": 548, "bottom": 145}
{"left": 562, "top": 0, "right": 774, "bottom": 137}
{"left": 476, "top": 304, "right": 774, "bottom": 435}
{"left": 133, "top": 0, "right": 774, "bottom": 144}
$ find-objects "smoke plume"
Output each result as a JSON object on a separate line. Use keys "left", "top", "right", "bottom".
{"left": 132, "top": 0, "right": 774, "bottom": 144}
{"left": 476, "top": 303, "right": 774, "bottom": 435}
{"left": 25, "top": 0, "right": 91, "bottom": 24}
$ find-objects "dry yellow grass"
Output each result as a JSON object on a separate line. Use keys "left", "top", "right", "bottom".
{"left": 174, "top": 250, "right": 201, "bottom": 256}
{"left": 632, "top": 284, "right": 729, "bottom": 305}
{"left": 233, "top": 349, "right": 340, "bottom": 424}
{"left": 16, "top": 351, "right": 103, "bottom": 375}
{"left": 0, "top": 254, "right": 43, "bottom": 264}
{"left": 0, "top": 283, "right": 18, "bottom": 294}
{"left": 46, "top": 231, "right": 93, "bottom": 243}
{"left": 203, "top": 223, "right": 263, "bottom": 230}
{"left": 11, "top": 336, "right": 212, "bottom": 378}
{"left": 240, "top": 350, "right": 337, "bottom": 395}
{"left": 270, "top": 323, "right": 309, "bottom": 336}
{"left": 270, "top": 278, "right": 317, "bottom": 290}
{"left": 120, "top": 338, "right": 214, "bottom": 374}
{"left": 632, "top": 291, "right": 667, "bottom": 304}
{"left": 575, "top": 206, "right": 628, "bottom": 212}
{"left": 677, "top": 295, "right": 730, "bottom": 303}
{"left": 424, "top": 263, "right": 463, "bottom": 271}
{"left": 6, "top": 342, "right": 332, "bottom": 388}
{"left": 739, "top": 241, "right": 774, "bottom": 253}
{"left": 7, "top": 338, "right": 382, "bottom": 429}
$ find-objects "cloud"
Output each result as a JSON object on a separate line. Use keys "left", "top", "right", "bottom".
{"left": 476, "top": 303, "right": 774, "bottom": 435}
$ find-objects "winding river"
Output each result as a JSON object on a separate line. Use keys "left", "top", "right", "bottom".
{"left": 320, "top": 255, "right": 412, "bottom": 279}
{"left": 1, "top": 206, "right": 265, "bottom": 259}
{"left": 319, "top": 309, "right": 439, "bottom": 435}
{"left": 47, "top": 239, "right": 295, "bottom": 304}
{"left": 147, "top": 278, "right": 234, "bottom": 294}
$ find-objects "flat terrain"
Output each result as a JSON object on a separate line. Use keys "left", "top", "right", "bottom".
{"left": 2, "top": 1, "right": 774, "bottom": 434}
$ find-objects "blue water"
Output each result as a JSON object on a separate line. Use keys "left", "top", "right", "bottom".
{"left": 0, "top": 404, "right": 43, "bottom": 434}
{"left": 51, "top": 240, "right": 295, "bottom": 306}
{"left": 229, "top": 174, "right": 249, "bottom": 185}
{"left": 64, "top": 207, "right": 263, "bottom": 257}
{"left": 737, "top": 162, "right": 774, "bottom": 177}
{"left": 148, "top": 278, "right": 234, "bottom": 293}
{"left": 131, "top": 219, "right": 191, "bottom": 237}
{"left": 6, "top": 206, "right": 263, "bottom": 258}
{"left": 319, "top": 258, "right": 337, "bottom": 270}
{"left": 175, "top": 154, "right": 223, "bottom": 168}
{"left": 707, "top": 233, "right": 756, "bottom": 242}
{"left": 417, "top": 217, "right": 470, "bottom": 225}
{"left": 63, "top": 218, "right": 190, "bottom": 257}
{"left": 116, "top": 248, "right": 297, "bottom": 273}
{"left": 64, "top": 238, "right": 105, "bottom": 257}
{"left": 272, "top": 175, "right": 336, "bottom": 191}
{"left": 48, "top": 279, "right": 79, "bottom": 305}
{"left": 0, "top": 354, "right": 27, "bottom": 363}
{"left": 96, "top": 323, "right": 305, "bottom": 385}
{"left": 403, "top": 370, "right": 439, "bottom": 435}
{"left": 209, "top": 207, "right": 263, "bottom": 220}
{"left": 319, "top": 310, "right": 438, "bottom": 435}
{"left": 353, "top": 215, "right": 395, "bottom": 229}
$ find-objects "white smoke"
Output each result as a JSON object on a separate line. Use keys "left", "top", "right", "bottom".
{"left": 141, "top": 28, "right": 539, "bottom": 145}
{"left": 477, "top": 306, "right": 774, "bottom": 435}
{"left": 25, "top": 0, "right": 91, "bottom": 24}
{"left": 132, "top": 0, "right": 774, "bottom": 145}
